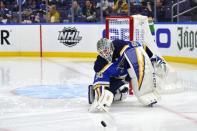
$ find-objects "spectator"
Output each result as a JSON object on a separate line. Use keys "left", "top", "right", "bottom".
{"left": 156, "top": 0, "right": 166, "bottom": 21}
{"left": 68, "top": 0, "right": 83, "bottom": 22}
{"left": 21, "top": 8, "right": 33, "bottom": 23}
{"left": 46, "top": 4, "right": 60, "bottom": 23}
{"left": 191, "top": 0, "right": 197, "bottom": 21}
{"left": 113, "top": 0, "right": 128, "bottom": 15}
{"left": 146, "top": 1, "right": 153, "bottom": 17}
{"left": 139, "top": 1, "right": 153, "bottom": 17}
{"left": 131, "top": 0, "right": 152, "bottom": 17}
{"left": 29, "top": 9, "right": 46, "bottom": 23}
{"left": 96, "top": 0, "right": 112, "bottom": 17}
{"left": 82, "top": 0, "right": 97, "bottom": 22}
{"left": 192, "top": 0, "right": 197, "bottom": 6}
{"left": 0, "top": 1, "right": 12, "bottom": 24}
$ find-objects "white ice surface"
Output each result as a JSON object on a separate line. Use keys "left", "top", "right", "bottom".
{"left": 0, "top": 57, "right": 197, "bottom": 131}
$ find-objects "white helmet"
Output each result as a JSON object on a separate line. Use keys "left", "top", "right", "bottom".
{"left": 97, "top": 38, "right": 114, "bottom": 62}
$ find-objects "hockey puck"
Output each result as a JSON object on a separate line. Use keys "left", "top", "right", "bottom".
{"left": 101, "top": 121, "right": 107, "bottom": 127}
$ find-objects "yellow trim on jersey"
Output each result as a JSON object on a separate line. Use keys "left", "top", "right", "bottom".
{"left": 135, "top": 48, "right": 145, "bottom": 90}
{"left": 99, "top": 63, "right": 113, "bottom": 74}
{"left": 120, "top": 45, "right": 129, "bottom": 56}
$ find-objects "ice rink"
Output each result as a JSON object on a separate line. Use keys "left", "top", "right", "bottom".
{"left": 0, "top": 57, "right": 197, "bottom": 131}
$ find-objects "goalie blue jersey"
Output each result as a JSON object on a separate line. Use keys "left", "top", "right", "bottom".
{"left": 93, "top": 39, "right": 147, "bottom": 87}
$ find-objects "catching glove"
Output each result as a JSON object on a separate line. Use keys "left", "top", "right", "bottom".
{"left": 151, "top": 55, "right": 168, "bottom": 78}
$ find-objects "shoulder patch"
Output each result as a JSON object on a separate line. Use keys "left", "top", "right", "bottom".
{"left": 95, "top": 72, "right": 103, "bottom": 79}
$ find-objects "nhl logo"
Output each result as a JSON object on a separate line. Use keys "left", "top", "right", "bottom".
{"left": 58, "top": 27, "right": 82, "bottom": 47}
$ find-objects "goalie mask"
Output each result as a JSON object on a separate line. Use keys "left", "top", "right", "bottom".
{"left": 97, "top": 38, "right": 114, "bottom": 62}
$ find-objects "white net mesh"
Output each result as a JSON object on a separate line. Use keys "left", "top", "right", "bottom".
{"left": 107, "top": 18, "right": 130, "bottom": 41}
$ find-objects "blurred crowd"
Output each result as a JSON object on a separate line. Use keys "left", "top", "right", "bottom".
{"left": 0, "top": 0, "right": 196, "bottom": 24}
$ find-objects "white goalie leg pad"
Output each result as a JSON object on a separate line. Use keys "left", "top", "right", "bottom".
{"left": 138, "top": 90, "right": 161, "bottom": 106}
{"left": 89, "top": 88, "right": 114, "bottom": 112}
{"left": 125, "top": 47, "right": 162, "bottom": 106}
{"left": 127, "top": 60, "right": 161, "bottom": 106}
